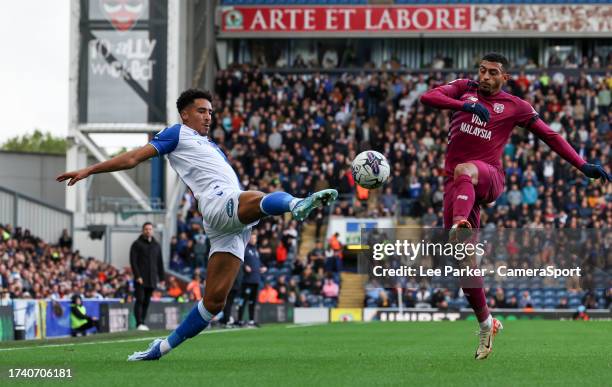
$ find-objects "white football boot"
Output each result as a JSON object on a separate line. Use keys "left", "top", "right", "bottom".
{"left": 475, "top": 318, "right": 503, "bottom": 360}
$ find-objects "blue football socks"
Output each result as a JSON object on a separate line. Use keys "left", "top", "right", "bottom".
{"left": 160, "top": 300, "right": 213, "bottom": 354}
{"left": 260, "top": 192, "right": 301, "bottom": 216}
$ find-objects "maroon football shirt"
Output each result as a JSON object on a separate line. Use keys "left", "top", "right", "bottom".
{"left": 420, "top": 79, "right": 585, "bottom": 176}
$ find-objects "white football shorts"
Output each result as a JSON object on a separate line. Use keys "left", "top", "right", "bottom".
{"left": 198, "top": 188, "right": 257, "bottom": 261}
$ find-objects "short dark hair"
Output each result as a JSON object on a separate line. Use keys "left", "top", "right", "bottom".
{"left": 142, "top": 222, "right": 153, "bottom": 230}
{"left": 176, "top": 88, "right": 213, "bottom": 113}
{"left": 481, "top": 52, "right": 510, "bottom": 71}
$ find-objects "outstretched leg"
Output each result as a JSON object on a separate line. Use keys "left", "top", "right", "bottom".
{"left": 128, "top": 252, "right": 241, "bottom": 361}
{"left": 237, "top": 189, "right": 338, "bottom": 225}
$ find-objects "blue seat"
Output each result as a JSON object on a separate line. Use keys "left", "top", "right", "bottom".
{"left": 568, "top": 298, "right": 581, "bottom": 307}
{"left": 597, "top": 298, "right": 607, "bottom": 308}
{"left": 543, "top": 289, "right": 556, "bottom": 298}
{"left": 544, "top": 297, "right": 556, "bottom": 307}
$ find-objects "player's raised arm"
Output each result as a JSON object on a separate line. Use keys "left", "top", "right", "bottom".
{"left": 419, "top": 79, "right": 490, "bottom": 122}
{"left": 526, "top": 117, "right": 611, "bottom": 182}
{"left": 56, "top": 144, "right": 158, "bottom": 186}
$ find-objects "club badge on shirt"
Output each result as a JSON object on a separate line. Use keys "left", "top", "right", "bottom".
{"left": 493, "top": 103, "right": 505, "bottom": 113}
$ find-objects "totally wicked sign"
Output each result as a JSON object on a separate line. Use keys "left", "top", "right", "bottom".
{"left": 221, "top": 6, "right": 471, "bottom": 33}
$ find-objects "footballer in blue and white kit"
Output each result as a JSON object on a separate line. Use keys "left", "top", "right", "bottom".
{"left": 57, "top": 89, "right": 338, "bottom": 361}
{"left": 149, "top": 122, "right": 256, "bottom": 261}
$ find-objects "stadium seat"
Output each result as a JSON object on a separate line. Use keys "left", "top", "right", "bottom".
{"left": 543, "top": 298, "right": 557, "bottom": 309}
{"left": 568, "top": 298, "right": 581, "bottom": 308}
{"left": 531, "top": 297, "right": 543, "bottom": 306}
{"left": 543, "top": 289, "right": 556, "bottom": 298}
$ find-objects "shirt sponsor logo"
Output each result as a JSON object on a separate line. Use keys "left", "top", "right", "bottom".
{"left": 226, "top": 198, "right": 235, "bottom": 218}
{"left": 459, "top": 122, "right": 492, "bottom": 141}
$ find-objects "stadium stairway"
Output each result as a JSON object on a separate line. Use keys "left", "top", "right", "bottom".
{"left": 338, "top": 272, "right": 368, "bottom": 308}
{"left": 297, "top": 220, "right": 326, "bottom": 262}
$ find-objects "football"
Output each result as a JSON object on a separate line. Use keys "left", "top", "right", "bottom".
{"left": 351, "top": 150, "right": 390, "bottom": 189}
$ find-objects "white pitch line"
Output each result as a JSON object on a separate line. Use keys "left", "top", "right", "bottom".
{"left": 286, "top": 323, "right": 328, "bottom": 328}
{"left": 0, "top": 328, "right": 243, "bottom": 352}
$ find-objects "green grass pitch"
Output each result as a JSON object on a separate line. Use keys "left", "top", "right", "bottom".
{"left": 0, "top": 321, "right": 610, "bottom": 386}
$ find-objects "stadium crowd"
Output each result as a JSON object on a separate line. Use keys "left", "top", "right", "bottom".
{"left": 204, "top": 62, "right": 610, "bottom": 308}
{"left": 0, "top": 225, "right": 132, "bottom": 301}
{"left": 1, "top": 59, "right": 610, "bottom": 311}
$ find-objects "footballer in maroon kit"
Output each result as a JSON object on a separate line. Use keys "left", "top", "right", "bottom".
{"left": 420, "top": 53, "right": 611, "bottom": 359}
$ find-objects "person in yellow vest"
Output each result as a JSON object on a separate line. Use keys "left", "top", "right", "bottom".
{"left": 70, "top": 294, "right": 99, "bottom": 337}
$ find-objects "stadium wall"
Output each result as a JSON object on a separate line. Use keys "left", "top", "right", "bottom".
{"left": 0, "top": 151, "right": 152, "bottom": 209}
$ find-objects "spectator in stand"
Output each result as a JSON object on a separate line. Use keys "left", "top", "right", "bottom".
{"left": 556, "top": 297, "right": 569, "bottom": 309}
{"left": 493, "top": 288, "right": 507, "bottom": 308}
{"left": 324, "top": 245, "right": 342, "bottom": 274}
{"left": 258, "top": 282, "right": 281, "bottom": 304}
{"left": 58, "top": 229, "right": 72, "bottom": 250}
{"left": 275, "top": 241, "right": 288, "bottom": 268}
{"left": 415, "top": 285, "right": 431, "bottom": 308}
{"left": 0, "top": 288, "right": 11, "bottom": 306}
{"left": 186, "top": 273, "right": 202, "bottom": 301}
{"left": 275, "top": 275, "right": 289, "bottom": 302}
{"left": 430, "top": 289, "right": 448, "bottom": 309}
{"left": 328, "top": 232, "right": 343, "bottom": 258}
{"left": 377, "top": 290, "right": 390, "bottom": 307}
{"left": 519, "top": 291, "right": 533, "bottom": 309}
{"left": 299, "top": 265, "right": 319, "bottom": 293}
{"left": 308, "top": 241, "right": 325, "bottom": 272}
{"left": 604, "top": 288, "right": 612, "bottom": 309}
{"left": 582, "top": 291, "right": 599, "bottom": 309}
{"left": 166, "top": 276, "right": 183, "bottom": 300}
{"left": 321, "top": 273, "right": 339, "bottom": 302}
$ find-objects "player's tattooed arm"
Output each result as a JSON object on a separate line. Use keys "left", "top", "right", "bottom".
{"left": 56, "top": 144, "right": 158, "bottom": 186}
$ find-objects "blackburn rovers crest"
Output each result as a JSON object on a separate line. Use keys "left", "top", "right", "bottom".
{"left": 100, "top": 0, "right": 146, "bottom": 32}
{"left": 224, "top": 10, "right": 244, "bottom": 30}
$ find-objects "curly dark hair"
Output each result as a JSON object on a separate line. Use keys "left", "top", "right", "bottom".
{"left": 481, "top": 52, "right": 510, "bottom": 71}
{"left": 176, "top": 88, "right": 213, "bottom": 113}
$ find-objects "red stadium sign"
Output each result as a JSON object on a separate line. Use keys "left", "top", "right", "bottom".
{"left": 221, "top": 6, "right": 471, "bottom": 33}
